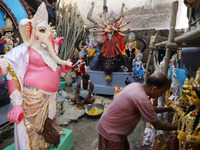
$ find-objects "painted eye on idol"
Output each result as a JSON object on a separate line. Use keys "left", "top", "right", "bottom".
{"left": 39, "top": 28, "right": 46, "bottom": 33}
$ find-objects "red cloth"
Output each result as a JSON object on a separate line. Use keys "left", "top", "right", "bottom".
{"left": 100, "top": 23, "right": 124, "bottom": 58}
{"left": 74, "top": 59, "right": 86, "bottom": 76}
{"left": 114, "top": 32, "right": 125, "bottom": 52}
{"left": 101, "top": 34, "right": 122, "bottom": 58}
{"left": 97, "top": 83, "right": 159, "bottom": 142}
{"left": 114, "top": 22, "right": 125, "bottom": 52}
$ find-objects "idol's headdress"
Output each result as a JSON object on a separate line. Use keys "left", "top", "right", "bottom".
{"left": 2, "top": 18, "right": 13, "bottom": 35}
{"left": 107, "top": 10, "right": 116, "bottom": 20}
{"left": 135, "top": 52, "right": 143, "bottom": 60}
{"left": 193, "top": 82, "right": 200, "bottom": 99}
{"left": 128, "top": 32, "right": 136, "bottom": 41}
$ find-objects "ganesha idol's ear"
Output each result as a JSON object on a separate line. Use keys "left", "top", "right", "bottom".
{"left": 19, "top": 19, "right": 33, "bottom": 46}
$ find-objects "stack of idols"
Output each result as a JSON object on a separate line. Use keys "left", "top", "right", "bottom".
{"left": 166, "top": 67, "right": 200, "bottom": 150}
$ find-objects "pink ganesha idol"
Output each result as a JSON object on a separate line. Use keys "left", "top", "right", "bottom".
{"left": 0, "top": 2, "right": 72, "bottom": 150}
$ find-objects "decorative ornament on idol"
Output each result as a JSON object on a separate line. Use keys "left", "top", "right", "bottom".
{"left": 131, "top": 52, "right": 145, "bottom": 79}
{"left": 175, "top": 87, "right": 200, "bottom": 150}
{"left": 107, "top": 10, "right": 117, "bottom": 20}
{"left": 170, "top": 65, "right": 180, "bottom": 97}
{"left": 193, "top": 67, "right": 200, "bottom": 88}
{"left": 0, "top": 18, "right": 16, "bottom": 54}
{"left": 124, "top": 32, "right": 139, "bottom": 58}
{"left": 74, "top": 50, "right": 87, "bottom": 76}
{"left": 88, "top": 33, "right": 94, "bottom": 42}
{"left": 141, "top": 122, "right": 156, "bottom": 147}
{"left": 177, "top": 78, "right": 192, "bottom": 105}
{"left": 184, "top": 0, "right": 200, "bottom": 8}
{"left": 2, "top": 18, "right": 13, "bottom": 35}
{"left": 154, "top": 55, "right": 163, "bottom": 73}
{"left": 151, "top": 130, "right": 168, "bottom": 150}
{"left": 84, "top": 33, "right": 99, "bottom": 57}
{"left": 49, "top": 22, "right": 57, "bottom": 38}
{"left": 128, "top": 32, "right": 136, "bottom": 42}
{"left": 135, "top": 52, "right": 143, "bottom": 61}
{"left": 182, "top": 78, "right": 193, "bottom": 94}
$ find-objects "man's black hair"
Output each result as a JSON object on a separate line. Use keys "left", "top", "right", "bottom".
{"left": 82, "top": 73, "right": 90, "bottom": 80}
{"left": 146, "top": 75, "right": 171, "bottom": 88}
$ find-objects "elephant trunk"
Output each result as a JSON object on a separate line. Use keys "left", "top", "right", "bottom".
{"left": 46, "top": 34, "right": 72, "bottom": 66}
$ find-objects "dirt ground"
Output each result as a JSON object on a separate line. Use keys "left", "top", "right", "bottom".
{"left": 0, "top": 87, "right": 150, "bottom": 150}
{"left": 65, "top": 117, "right": 149, "bottom": 150}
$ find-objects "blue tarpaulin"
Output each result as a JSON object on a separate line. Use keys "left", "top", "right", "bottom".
{"left": 169, "top": 66, "right": 187, "bottom": 87}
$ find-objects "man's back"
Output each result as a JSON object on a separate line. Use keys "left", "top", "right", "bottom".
{"left": 97, "top": 83, "right": 159, "bottom": 142}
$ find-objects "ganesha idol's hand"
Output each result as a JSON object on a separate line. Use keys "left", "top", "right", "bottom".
{"left": 7, "top": 105, "right": 24, "bottom": 125}
{"left": 55, "top": 37, "right": 64, "bottom": 46}
{"left": 61, "top": 59, "right": 73, "bottom": 72}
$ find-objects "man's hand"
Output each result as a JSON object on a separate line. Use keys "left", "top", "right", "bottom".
{"left": 80, "top": 100, "right": 84, "bottom": 105}
{"left": 76, "top": 98, "right": 80, "bottom": 105}
{"left": 76, "top": 99, "right": 84, "bottom": 105}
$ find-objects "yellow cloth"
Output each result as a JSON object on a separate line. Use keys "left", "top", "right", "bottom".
{"left": 23, "top": 87, "right": 62, "bottom": 150}
{"left": 85, "top": 47, "right": 96, "bottom": 57}
{"left": 122, "top": 41, "right": 139, "bottom": 55}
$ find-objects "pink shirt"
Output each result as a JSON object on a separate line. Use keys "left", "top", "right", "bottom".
{"left": 97, "top": 83, "right": 159, "bottom": 142}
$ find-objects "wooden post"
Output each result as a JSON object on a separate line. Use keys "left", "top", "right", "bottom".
{"left": 103, "top": 0, "right": 107, "bottom": 21}
{"left": 163, "top": 1, "right": 178, "bottom": 77}
{"left": 160, "top": 1, "right": 178, "bottom": 108}
{"left": 144, "top": 31, "right": 159, "bottom": 82}
{"left": 174, "top": 27, "right": 200, "bottom": 43}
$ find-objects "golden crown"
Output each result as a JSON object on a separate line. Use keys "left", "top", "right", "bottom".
{"left": 2, "top": 18, "right": 13, "bottom": 34}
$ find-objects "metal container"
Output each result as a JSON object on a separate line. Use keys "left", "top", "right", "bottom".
{"left": 85, "top": 103, "right": 105, "bottom": 117}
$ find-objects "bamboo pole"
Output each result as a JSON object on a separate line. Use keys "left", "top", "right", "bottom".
{"left": 167, "top": 42, "right": 200, "bottom": 48}
{"left": 163, "top": 1, "right": 178, "bottom": 77}
{"left": 103, "top": 0, "right": 107, "bottom": 21}
{"left": 144, "top": 31, "right": 159, "bottom": 82}
{"left": 174, "top": 27, "right": 200, "bottom": 43}
{"left": 160, "top": 1, "right": 178, "bottom": 109}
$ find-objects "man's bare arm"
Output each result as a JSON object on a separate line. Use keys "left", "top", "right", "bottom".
{"left": 153, "top": 106, "right": 173, "bottom": 113}
{"left": 151, "top": 120, "right": 177, "bottom": 131}
{"left": 75, "top": 82, "right": 81, "bottom": 101}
